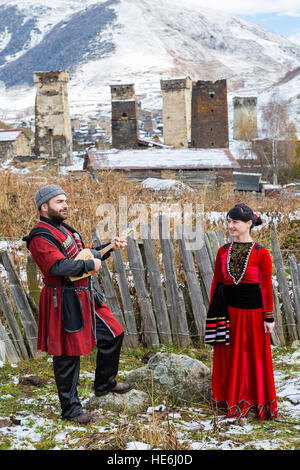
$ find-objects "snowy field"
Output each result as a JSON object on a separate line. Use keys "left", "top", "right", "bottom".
{"left": 0, "top": 346, "right": 299, "bottom": 451}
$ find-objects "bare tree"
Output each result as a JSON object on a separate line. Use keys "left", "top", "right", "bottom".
{"left": 261, "top": 96, "right": 297, "bottom": 185}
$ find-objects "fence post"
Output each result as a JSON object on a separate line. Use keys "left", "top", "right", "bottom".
{"left": 270, "top": 229, "right": 298, "bottom": 342}
{"left": 158, "top": 214, "right": 190, "bottom": 346}
{"left": 0, "top": 251, "right": 37, "bottom": 358}
{"left": 112, "top": 249, "right": 139, "bottom": 348}
{"left": 193, "top": 243, "right": 214, "bottom": 307}
{"left": 215, "top": 229, "right": 225, "bottom": 247}
{"left": 0, "top": 276, "right": 29, "bottom": 359}
{"left": 0, "top": 319, "right": 20, "bottom": 363}
{"left": 205, "top": 231, "right": 220, "bottom": 267}
{"left": 141, "top": 223, "right": 173, "bottom": 345}
{"left": 26, "top": 254, "right": 40, "bottom": 309}
{"left": 288, "top": 255, "right": 300, "bottom": 338}
{"left": 271, "top": 284, "right": 285, "bottom": 346}
{"left": 126, "top": 237, "right": 160, "bottom": 348}
{"left": 177, "top": 225, "right": 206, "bottom": 342}
{"left": 204, "top": 233, "right": 215, "bottom": 269}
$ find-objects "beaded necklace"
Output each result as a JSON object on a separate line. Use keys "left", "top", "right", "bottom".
{"left": 226, "top": 241, "right": 256, "bottom": 285}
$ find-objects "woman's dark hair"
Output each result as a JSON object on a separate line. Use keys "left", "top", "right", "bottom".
{"left": 226, "top": 203, "right": 262, "bottom": 230}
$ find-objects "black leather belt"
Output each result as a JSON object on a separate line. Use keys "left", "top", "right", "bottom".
{"left": 45, "top": 284, "right": 90, "bottom": 308}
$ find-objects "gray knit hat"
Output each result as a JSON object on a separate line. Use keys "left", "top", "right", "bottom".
{"left": 35, "top": 184, "right": 66, "bottom": 209}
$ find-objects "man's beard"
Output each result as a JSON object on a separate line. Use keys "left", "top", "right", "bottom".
{"left": 47, "top": 206, "right": 68, "bottom": 224}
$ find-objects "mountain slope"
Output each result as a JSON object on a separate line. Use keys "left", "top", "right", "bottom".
{"left": 0, "top": 1, "right": 118, "bottom": 86}
{"left": 0, "top": 0, "right": 300, "bottom": 134}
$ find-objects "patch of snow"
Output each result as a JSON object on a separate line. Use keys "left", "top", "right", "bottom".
{"left": 142, "top": 177, "right": 192, "bottom": 192}
{"left": 126, "top": 441, "right": 150, "bottom": 450}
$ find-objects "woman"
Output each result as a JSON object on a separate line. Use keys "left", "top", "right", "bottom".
{"left": 205, "top": 203, "right": 278, "bottom": 419}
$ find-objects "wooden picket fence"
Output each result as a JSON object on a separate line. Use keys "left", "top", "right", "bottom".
{"left": 0, "top": 216, "right": 299, "bottom": 363}
{"left": 0, "top": 251, "right": 38, "bottom": 362}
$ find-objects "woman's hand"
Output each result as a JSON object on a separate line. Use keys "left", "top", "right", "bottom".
{"left": 264, "top": 321, "right": 275, "bottom": 334}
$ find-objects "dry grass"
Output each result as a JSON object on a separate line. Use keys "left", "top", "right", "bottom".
{"left": 0, "top": 168, "right": 299, "bottom": 258}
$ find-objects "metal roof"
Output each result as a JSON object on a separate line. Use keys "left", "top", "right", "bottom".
{"left": 0, "top": 129, "right": 24, "bottom": 142}
{"left": 86, "top": 148, "right": 240, "bottom": 171}
{"left": 233, "top": 172, "right": 262, "bottom": 192}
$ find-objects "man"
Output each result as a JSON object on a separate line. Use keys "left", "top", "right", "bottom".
{"left": 24, "top": 184, "right": 132, "bottom": 425}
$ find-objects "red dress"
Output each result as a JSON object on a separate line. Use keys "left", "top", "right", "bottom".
{"left": 210, "top": 242, "right": 278, "bottom": 419}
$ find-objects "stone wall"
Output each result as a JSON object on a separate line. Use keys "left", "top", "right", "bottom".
{"left": 91, "top": 167, "right": 219, "bottom": 187}
{"left": 34, "top": 71, "right": 72, "bottom": 165}
{"left": 233, "top": 96, "right": 258, "bottom": 141}
{"left": 191, "top": 79, "right": 228, "bottom": 149}
{"left": 111, "top": 84, "right": 138, "bottom": 149}
{"left": 111, "top": 100, "right": 138, "bottom": 149}
{"left": 110, "top": 84, "right": 135, "bottom": 101}
{"left": 0, "top": 133, "right": 31, "bottom": 159}
{"left": 161, "top": 77, "right": 191, "bottom": 148}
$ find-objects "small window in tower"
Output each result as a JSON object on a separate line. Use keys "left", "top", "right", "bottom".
{"left": 209, "top": 91, "right": 215, "bottom": 98}
{"left": 211, "top": 109, "right": 214, "bottom": 112}
{"left": 122, "top": 113, "right": 128, "bottom": 117}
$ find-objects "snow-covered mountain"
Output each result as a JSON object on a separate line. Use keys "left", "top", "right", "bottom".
{"left": 0, "top": 0, "right": 300, "bottom": 135}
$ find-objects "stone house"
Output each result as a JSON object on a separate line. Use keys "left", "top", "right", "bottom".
{"left": 0, "top": 129, "right": 31, "bottom": 159}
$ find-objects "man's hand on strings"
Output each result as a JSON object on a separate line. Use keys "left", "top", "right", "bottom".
{"left": 111, "top": 237, "right": 127, "bottom": 250}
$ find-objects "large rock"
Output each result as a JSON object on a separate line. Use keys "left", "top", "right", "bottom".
{"left": 125, "top": 352, "right": 211, "bottom": 404}
{"left": 85, "top": 388, "right": 151, "bottom": 414}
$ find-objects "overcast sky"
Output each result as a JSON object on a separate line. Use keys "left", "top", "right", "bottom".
{"left": 181, "top": 0, "right": 300, "bottom": 45}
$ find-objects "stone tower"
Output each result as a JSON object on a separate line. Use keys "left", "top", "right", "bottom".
{"left": 160, "top": 77, "right": 192, "bottom": 148}
{"left": 191, "top": 79, "right": 229, "bottom": 149}
{"left": 233, "top": 96, "right": 258, "bottom": 141}
{"left": 110, "top": 84, "right": 138, "bottom": 149}
{"left": 34, "top": 71, "right": 72, "bottom": 165}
